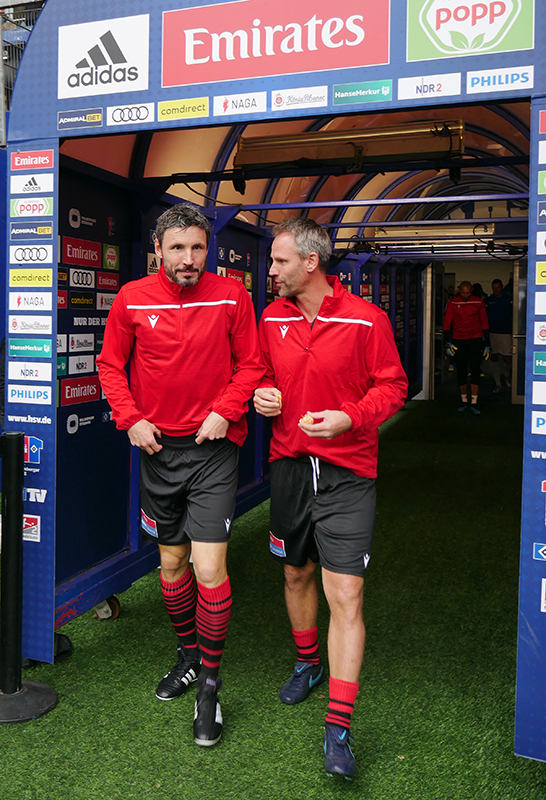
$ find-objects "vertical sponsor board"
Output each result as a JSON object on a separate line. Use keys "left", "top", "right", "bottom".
{"left": 5, "top": 139, "right": 58, "bottom": 664}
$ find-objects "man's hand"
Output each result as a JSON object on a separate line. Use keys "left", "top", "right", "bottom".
{"left": 253, "top": 387, "right": 282, "bottom": 417}
{"left": 195, "top": 411, "right": 229, "bottom": 445}
{"left": 128, "top": 419, "right": 163, "bottom": 454}
{"left": 298, "top": 410, "right": 352, "bottom": 440}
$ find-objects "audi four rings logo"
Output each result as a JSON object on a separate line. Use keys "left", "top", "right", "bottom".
{"left": 112, "top": 106, "right": 149, "bottom": 122}
{"left": 14, "top": 247, "right": 48, "bottom": 262}
{"left": 71, "top": 271, "right": 94, "bottom": 286}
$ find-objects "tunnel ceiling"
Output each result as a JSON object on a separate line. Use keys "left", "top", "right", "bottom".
{"left": 60, "top": 100, "right": 530, "bottom": 262}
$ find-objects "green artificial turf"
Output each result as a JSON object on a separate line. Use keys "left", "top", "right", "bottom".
{"left": 1, "top": 399, "right": 545, "bottom": 799}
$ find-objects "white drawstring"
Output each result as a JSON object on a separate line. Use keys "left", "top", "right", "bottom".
{"left": 309, "top": 456, "right": 320, "bottom": 495}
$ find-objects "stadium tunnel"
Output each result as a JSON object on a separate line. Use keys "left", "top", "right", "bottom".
{"left": 4, "top": 0, "right": 545, "bottom": 763}
{"left": 10, "top": 99, "right": 531, "bottom": 649}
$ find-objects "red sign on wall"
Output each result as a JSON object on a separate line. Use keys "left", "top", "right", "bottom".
{"left": 11, "top": 150, "right": 54, "bottom": 171}
{"left": 540, "top": 110, "right": 546, "bottom": 134}
{"left": 61, "top": 376, "right": 100, "bottom": 406}
{"left": 63, "top": 237, "right": 101, "bottom": 268}
{"left": 162, "top": 0, "right": 390, "bottom": 87}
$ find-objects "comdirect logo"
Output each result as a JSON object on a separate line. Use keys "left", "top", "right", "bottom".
{"left": 58, "top": 15, "right": 149, "bottom": 99}
{"left": 107, "top": 103, "right": 154, "bottom": 126}
{"left": 407, "top": 0, "right": 534, "bottom": 62}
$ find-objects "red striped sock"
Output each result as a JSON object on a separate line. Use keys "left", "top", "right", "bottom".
{"left": 292, "top": 627, "right": 321, "bottom": 665}
{"left": 325, "top": 678, "right": 358, "bottom": 730}
{"left": 160, "top": 568, "right": 198, "bottom": 652}
{"left": 196, "top": 577, "right": 232, "bottom": 678}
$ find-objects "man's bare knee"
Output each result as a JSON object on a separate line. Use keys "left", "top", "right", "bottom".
{"left": 284, "top": 560, "right": 315, "bottom": 589}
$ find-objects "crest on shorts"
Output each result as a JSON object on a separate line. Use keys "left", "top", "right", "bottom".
{"left": 279, "top": 324, "right": 289, "bottom": 339}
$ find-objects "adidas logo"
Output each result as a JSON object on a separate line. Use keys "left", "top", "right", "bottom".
{"left": 148, "top": 314, "right": 159, "bottom": 328}
{"left": 23, "top": 177, "right": 40, "bottom": 193}
{"left": 67, "top": 30, "right": 139, "bottom": 89}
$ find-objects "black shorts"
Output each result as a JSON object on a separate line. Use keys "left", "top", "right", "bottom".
{"left": 140, "top": 434, "right": 239, "bottom": 546}
{"left": 269, "top": 456, "right": 376, "bottom": 578}
{"left": 453, "top": 338, "right": 483, "bottom": 385}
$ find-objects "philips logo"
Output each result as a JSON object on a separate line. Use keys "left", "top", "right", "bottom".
{"left": 58, "top": 15, "right": 149, "bottom": 99}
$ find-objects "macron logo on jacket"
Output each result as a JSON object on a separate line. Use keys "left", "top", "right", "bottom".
{"left": 148, "top": 314, "right": 159, "bottom": 328}
{"left": 279, "top": 324, "right": 289, "bottom": 339}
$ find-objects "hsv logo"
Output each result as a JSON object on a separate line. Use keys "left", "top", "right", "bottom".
{"left": 148, "top": 314, "right": 159, "bottom": 328}
{"left": 408, "top": 0, "right": 534, "bottom": 60}
{"left": 58, "top": 15, "right": 149, "bottom": 99}
{"left": 11, "top": 150, "right": 54, "bottom": 171}
{"left": 162, "top": 0, "right": 389, "bottom": 87}
{"left": 24, "top": 435, "right": 44, "bottom": 465}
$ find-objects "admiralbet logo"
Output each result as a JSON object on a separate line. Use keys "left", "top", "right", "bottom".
{"left": 58, "top": 15, "right": 149, "bottom": 99}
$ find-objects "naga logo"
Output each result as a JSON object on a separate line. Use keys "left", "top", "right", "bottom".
{"left": 58, "top": 15, "right": 149, "bottom": 99}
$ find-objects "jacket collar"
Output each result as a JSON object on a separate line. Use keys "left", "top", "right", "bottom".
{"left": 281, "top": 274, "right": 345, "bottom": 313}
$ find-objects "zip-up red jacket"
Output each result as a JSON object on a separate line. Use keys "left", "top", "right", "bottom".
{"left": 258, "top": 276, "right": 408, "bottom": 478}
{"left": 443, "top": 295, "right": 489, "bottom": 339}
{"left": 97, "top": 266, "right": 265, "bottom": 445}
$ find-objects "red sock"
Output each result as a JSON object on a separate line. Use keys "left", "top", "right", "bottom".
{"left": 292, "top": 627, "right": 321, "bottom": 665}
{"left": 196, "top": 577, "right": 232, "bottom": 678}
{"left": 160, "top": 567, "right": 198, "bottom": 652}
{"left": 325, "top": 677, "right": 358, "bottom": 730}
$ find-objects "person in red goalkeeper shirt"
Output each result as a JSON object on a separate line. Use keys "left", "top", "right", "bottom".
{"left": 443, "top": 281, "right": 490, "bottom": 414}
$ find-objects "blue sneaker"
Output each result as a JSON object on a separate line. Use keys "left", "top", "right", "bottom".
{"left": 323, "top": 723, "right": 357, "bottom": 778}
{"left": 279, "top": 661, "right": 324, "bottom": 705}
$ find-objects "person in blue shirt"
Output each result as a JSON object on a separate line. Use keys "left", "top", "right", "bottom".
{"left": 485, "top": 279, "right": 513, "bottom": 392}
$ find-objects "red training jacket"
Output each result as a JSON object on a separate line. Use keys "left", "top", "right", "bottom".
{"left": 443, "top": 295, "right": 489, "bottom": 339}
{"left": 258, "top": 276, "right": 408, "bottom": 478}
{"left": 97, "top": 266, "right": 265, "bottom": 445}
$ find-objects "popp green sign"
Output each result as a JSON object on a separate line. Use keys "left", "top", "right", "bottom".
{"left": 407, "top": 0, "right": 535, "bottom": 61}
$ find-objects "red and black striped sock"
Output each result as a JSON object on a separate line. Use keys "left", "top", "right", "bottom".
{"left": 325, "top": 677, "right": 358, "bottom": 730}
{"left": 196, "top": 576, "right": 232, "bottom": 679}
{"left": 160, "top": 567, "right": 198, "bottom": 653}
{"left": 292, "top": 626, "right": 321, "bottom": 665}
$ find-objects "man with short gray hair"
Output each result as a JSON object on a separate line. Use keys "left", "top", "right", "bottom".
{"left": 254, "top": 217, "right": 407, "bottom": 777}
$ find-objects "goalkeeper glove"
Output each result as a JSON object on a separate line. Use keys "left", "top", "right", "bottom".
{"left": 445, "top": 342, "right": 457, "bottom": 356}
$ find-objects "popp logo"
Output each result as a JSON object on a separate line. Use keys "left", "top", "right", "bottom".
{"left": 407, "top": 0, "right": 534, "bottom": 61}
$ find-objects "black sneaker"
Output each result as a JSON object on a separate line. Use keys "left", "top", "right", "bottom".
{"left": 279, "top": 661, "right": 324, "bottom": 705}
{"left": 155, "top": 646, "right": 200, "bottom": 701}
{"left": 323, "top": 723, "right": 357, "bottom": 779}
{"left": 194, "top": 675, "right": 223, "bottom": 747}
